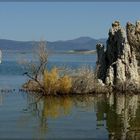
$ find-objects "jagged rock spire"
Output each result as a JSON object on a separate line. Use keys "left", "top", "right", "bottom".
{"left": 96, "top": 21, "right": 140, "bottom": 91}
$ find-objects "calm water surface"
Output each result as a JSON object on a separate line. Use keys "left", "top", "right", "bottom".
{"left": 0, "top": 51, "right": 139, "bottom": 139}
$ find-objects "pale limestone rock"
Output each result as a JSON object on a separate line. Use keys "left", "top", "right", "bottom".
{"left": 97, "top": 79, "right": 105, "bottom": 87}
{"left": 115, "top": 58, "right": 126, "bottom": 85}
{"left": 126, "top": 20, "right": 140, "bottom": 64}
{"left": 105, "top": 66, "right": 114, "bottom": 85}
{"left": 96, "top": 21, "right": 140, "bottom": 91}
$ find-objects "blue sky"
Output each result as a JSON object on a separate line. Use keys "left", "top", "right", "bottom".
{"left": 0, "top": 2, "right": 140, "bottom": 41}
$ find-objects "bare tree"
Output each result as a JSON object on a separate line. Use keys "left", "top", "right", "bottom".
{"left": 23, "top": 40, "right": 48, "bottom": 93}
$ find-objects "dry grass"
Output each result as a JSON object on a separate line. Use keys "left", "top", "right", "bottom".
{"left": 22, "top": 40, "right": 109, "bottom": 95}
{"left": 70, "top": 66, "right": 109, "bottom": 94}
{"left": 71, "top": 66, "right": 95, "bottom": 94}
{"left": 43, "top": 67, "right": 72, "bottom": 95}
{"left": 23, "top": 65, "right": 109, "bottom": 95}
{"left": 58, "top": 75, "right": 72, "bottom": 94}
{"left": 43, "top": 68, "right": 59, "bottom": 94}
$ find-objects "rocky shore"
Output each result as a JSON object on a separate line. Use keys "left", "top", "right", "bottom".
{"left": 96, "top": 21, "right": 140, "bottom": 92}
{"left": 23, "top": 20, "right": 140, "bottom": 95}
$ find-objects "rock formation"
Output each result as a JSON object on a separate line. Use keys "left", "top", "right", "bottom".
{"left": 96, "top": 21, "right": 140, "bottom": 91}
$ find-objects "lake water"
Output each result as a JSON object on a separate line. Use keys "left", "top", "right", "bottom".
{"left": 0, "top": 51, "right": 139, "bottom": 139}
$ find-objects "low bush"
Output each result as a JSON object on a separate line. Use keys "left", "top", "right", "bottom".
{"left": 43, "top": 67, "right": 72, "bottom": 95}
{"left": 22, "top": 40, "right": 109, "bottom": 95}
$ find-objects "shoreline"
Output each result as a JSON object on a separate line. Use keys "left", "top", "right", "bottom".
{"left": 65, "top": 50, "right": 96, "bottom": 54}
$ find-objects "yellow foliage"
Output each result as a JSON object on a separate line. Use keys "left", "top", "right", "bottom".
{"left": 43, "top": 67, "right": 59, "bottom": 94}
{"left": 43, "top": 68, "right": 72, "bottom": 95}
{"left": 58, "top": 75, "right": 72, "bottom": 94}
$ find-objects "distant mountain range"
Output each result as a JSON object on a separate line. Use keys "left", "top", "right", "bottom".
{"left": 0, "top": 37, "right": 106, "bottom": 52}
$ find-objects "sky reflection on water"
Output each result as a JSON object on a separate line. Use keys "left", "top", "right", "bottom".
{"left": 0, "top": 51, "right": 139, "bottom": 139}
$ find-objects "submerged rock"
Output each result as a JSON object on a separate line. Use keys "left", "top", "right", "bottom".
{"left": 96, "top": 21, "right": 140, "bottom": 91}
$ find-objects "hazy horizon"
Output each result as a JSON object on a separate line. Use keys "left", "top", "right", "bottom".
{"left": 0, "top": 2, "right": 140, "bottom": 41}
{"left": 0, "top": 36, "right": 107, "bottom": 42}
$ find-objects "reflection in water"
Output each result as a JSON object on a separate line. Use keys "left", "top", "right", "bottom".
{"left": 0, "top": 94, "right": 3, "bottom": 106}
{"left": 97, "top": 93, "right": 140, "bottom": 140}
{"left": 23, "top": 93, "right": 140, "bottom": 139}
{"left": 25, "top": 93, "right": 97, "bottom": 138}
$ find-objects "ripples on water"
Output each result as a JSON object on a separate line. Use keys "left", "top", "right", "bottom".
{"left": 0, "top": 51, "right": 139, "bottom": 139}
